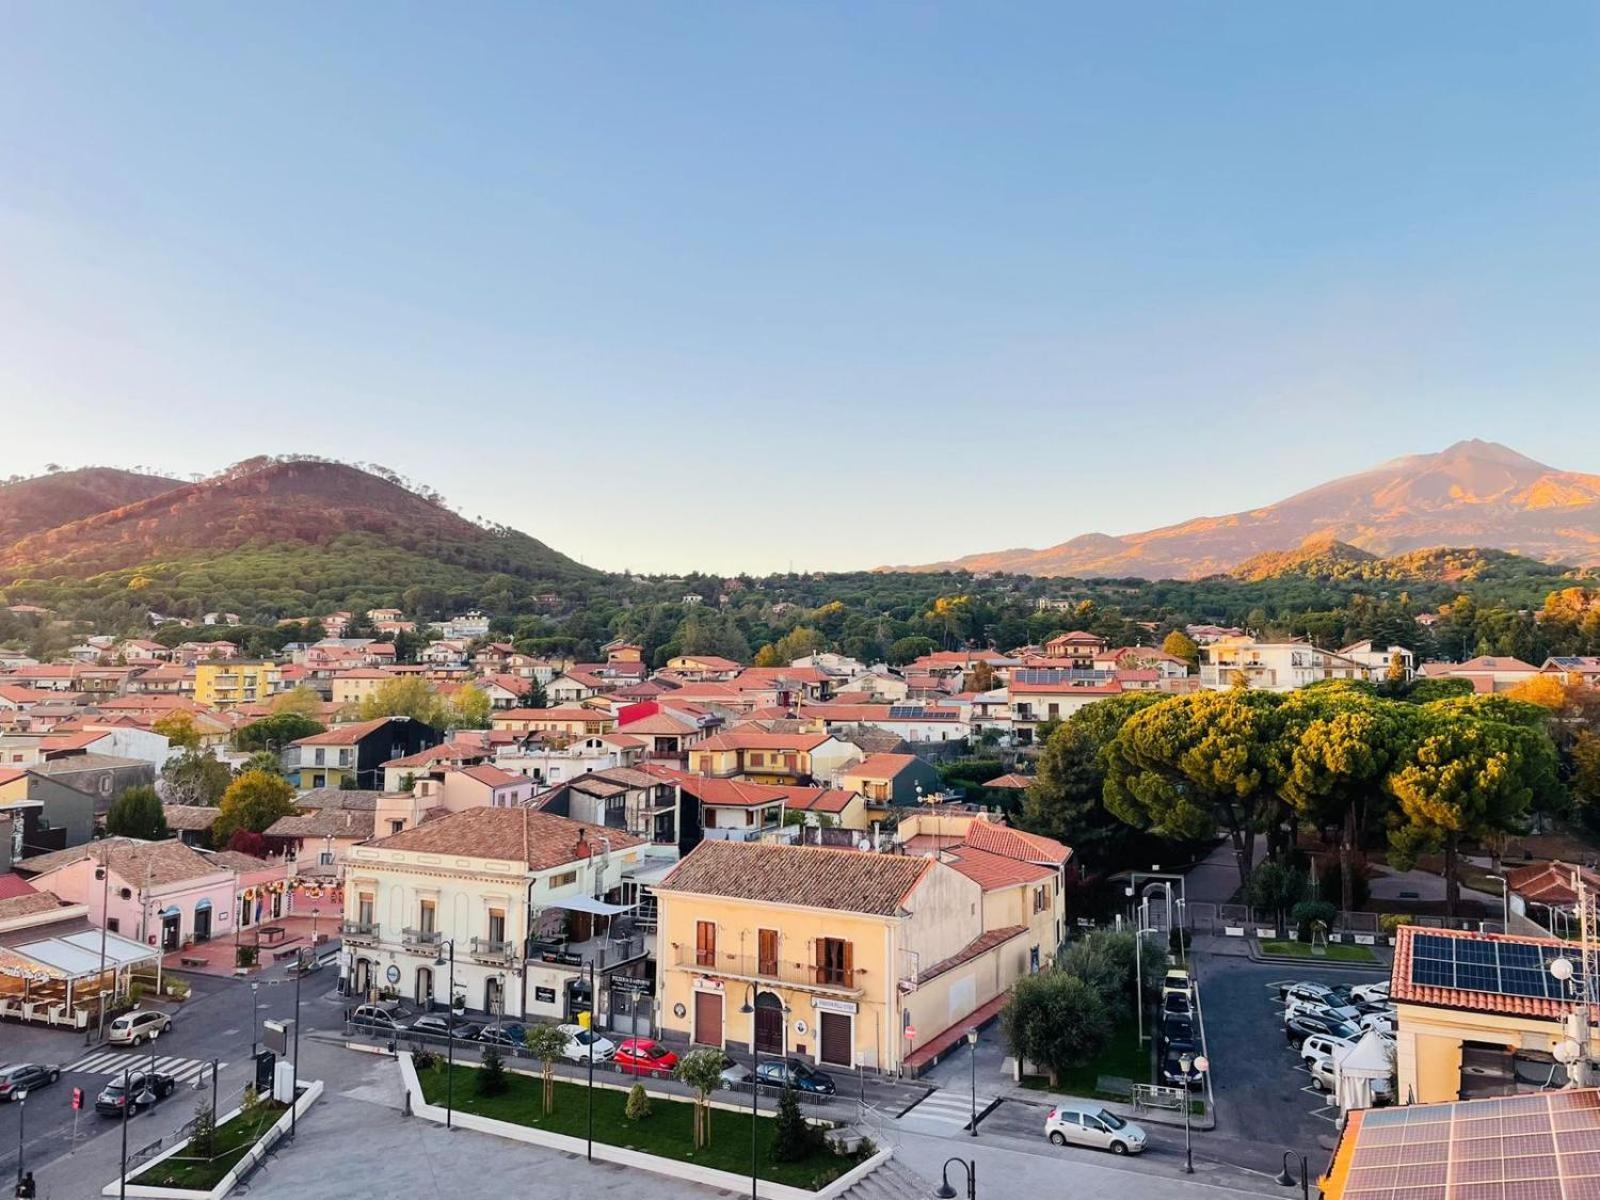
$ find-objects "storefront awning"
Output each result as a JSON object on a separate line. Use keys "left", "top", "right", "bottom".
{"left": 549, "top": 895, "right": 636, "bottom": 916}
{"left": 6, "top": 930, "right": 160, "bottom": 979}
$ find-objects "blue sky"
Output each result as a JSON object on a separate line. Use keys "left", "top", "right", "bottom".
{"left": 3, "top": 3, "right": 1598, "bottom": 573}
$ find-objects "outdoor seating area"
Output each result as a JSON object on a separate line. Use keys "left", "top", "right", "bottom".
{"left": 0, "top": 928, "right": 162, "bottom": 1028}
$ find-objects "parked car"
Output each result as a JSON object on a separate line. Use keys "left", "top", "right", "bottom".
{"left": 1044, "top": 1105, "right": 1147, "bottom": 1155}
{"left": 1284, "top": 1000, "right": 1363, "bottom": 1026}
{"left": 1279, "top": 981, "right": 1351, "bottom": 1006}
{"left": 614, "top": 1038, "right": 679, "bottom": 1077}
{"left": 94, "top": 1071, "right": 176, "bottom": 1117}
{"left": 1162, "top": 991, "right": 1192, "bottom": 1017}
{"left": 1161, "top": 1016, "right": 1195, "bottom": 1048}
{"left": 717, "top": 1055, "right": 753, "bottom": 1089}
{"left": 0, "top": 1064, "right": 59, "bottom": 1101}
{"left": 556, "top": 1025, "right": 617, "bottom": 1063}
{"left": 1162, "top": 967, "right": 1192, "bottom": 997}
{"left": 754, "top": 1058, "right": 837, "bottom": 1095}
{"left": 1300, "top": 1033, "right": 1356, "bottom": 1066}
{"left": 1357, "top": 1011, "right": 1397, "bottom": 1038}
{"left": 350, "top": 1002, "right": 411, "bottom": 1034}
{"left": 1349, "top": 980, "right": 1391, "bottom": 1005}
{"left": 1286, "top": 1012, "right": 1360, "bottom": 1048}
{"left": 1159, "top": 1053, "right": 1205, "bottom": 1090}
{"left": 107, "top": 1010, "right": 171, "bottom": 1046}
{"left": 476, "top": 1024, "right": 529, "bottom": 1050}
{"left": 1307, "top": 1056, "right": 1394, "bottom": 1103}
{"left": 410, "top": 1014, "right": 483, "bottom": 1041}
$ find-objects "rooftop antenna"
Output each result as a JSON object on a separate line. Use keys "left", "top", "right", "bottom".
{"left": 1552, "top": 867, "right": 1600, "bottom": 1086}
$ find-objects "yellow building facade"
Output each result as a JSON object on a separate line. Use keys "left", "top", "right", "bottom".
{"left": 194, "top": 661, "right": 281, "bottom": 709}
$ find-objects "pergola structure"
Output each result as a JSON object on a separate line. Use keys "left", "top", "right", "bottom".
{"left": 0, "top": 927, "right": 162, "bottom": 1028}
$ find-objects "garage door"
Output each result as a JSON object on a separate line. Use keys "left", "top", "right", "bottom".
{"left": 694, "top": 991, "right": 723, "bottom": 1046}
{"left": 819, "top": 1011, "right": 852, "bottom": 1067}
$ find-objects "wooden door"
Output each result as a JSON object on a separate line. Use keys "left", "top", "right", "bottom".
{"left": 694, "top": 992, "right": 723, "bottom": 1046}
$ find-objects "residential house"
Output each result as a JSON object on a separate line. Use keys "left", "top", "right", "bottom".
{"left": 536, "top": 767, "right": 688, "bottom": 854}
{"left": 784, "top": 788, "right": 870, "bottom": 834}
{"left": 666, "top": 655, "right": 744, "bottom": 681}
{"left": 194, "top": 660, "right": 281, "bottom": 709}
{"left": 288, "top": 716, "right": 441, "bottom": 790}
{"left": 25, "top": 754, "right": 157, "bottom": 845}
{"left": 615, "top": 701, "right": 716, "bottom": 760}
{"left": 839, "top": 753, "right": 943, "bottom": 808}
{"left": 15, "top": 838, "right": 238, "bottom": 952}
{"left": 798, "top": 703, "right": 969, "bottom": 744}
{"left": 341, "top": 808, "right": 647, "bottom": 1023}
{"left": 1198, "top": 636, "right": 1366, "bottom": 692}
{"left": 1417, "top": 655, "right": 1541, "bottom": 694}
{"left": 329, "top": 668, "right": 396, "bottom": 709}
{"left": 686, "top": 730, "right": 862, "bottom": 786}
{"left": 1540, "top": 657, "right": 1600, "bottom": 687}
{"left": 440, "top": 611, "right": 491, "bottom": 640}
{"left": 653, "top": 840, "right": 1061, "bottom": 1074}
{"left": 381, "top": 740, "right": 494, "bottom": 791}
{"left": 1006, "top": 670, "right": 1123, "bottom": 738}
{"left": 545, "top": 673, "right": 598, "bottom": 704}
{"left": 265, "top": 791, "right": 380, "bottom": 868}
{"left": 1338, "top": 640, "right": 1417, "bottom": 682}
{"left": 490, "top": 707, "right": 618, "bottom": 739}
{"left": 492, "top": 733, "right": 645, "bottom": 786}
{"left": 674, "top": 776, "right": 795, "bottom": 844}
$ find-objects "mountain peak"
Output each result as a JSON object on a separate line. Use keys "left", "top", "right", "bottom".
{"left": 904, "top": 441, "right": 1600, "bottom": 579}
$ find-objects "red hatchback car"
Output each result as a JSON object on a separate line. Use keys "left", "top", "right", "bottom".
{"left": 614, "top": 1038, "right": 678, "bottom": 1078}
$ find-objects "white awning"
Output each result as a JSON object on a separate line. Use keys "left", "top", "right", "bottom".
{"left": 10, "top": 929, "right": 160, "bottom": 978}
{"left": 548, "top": 895, "right": 636, "bottom": 916}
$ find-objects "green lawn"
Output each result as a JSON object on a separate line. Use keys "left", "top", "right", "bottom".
{"left": 1019, "top": 1012, "right": 1147, "bottom": 1100}
{"left": 132, "top": 1100, "right": 289, "bottom": 1190}
{"left": 1260, "top": 940, "right": 1376, "bottom": 963}
{"left": 415, "top": 1062, "right": 862, "bottom": 1191}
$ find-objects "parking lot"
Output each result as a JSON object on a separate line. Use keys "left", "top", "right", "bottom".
{"left": 1197, "top": 956, "right": 1388, "bottom": 1172}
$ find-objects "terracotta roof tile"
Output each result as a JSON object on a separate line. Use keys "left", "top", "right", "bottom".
{"left": 657, "top": 841, "right": 931, "bottom": 915}
{"left": 367, "top": 807, "right": 642, "bottom": 869}
{"left": 1390, "top": 924, "right": 1577, "bottom": 1018}
{"left": 940, "top": 845, "right": 1055, "bottom": 890}
{"left": 960, "top": 820, "right": 1071, "bottom": 866}
{"left": 14, "top": 838, "right": 228, "bottom": 887}
{"left": 916, "top": 925, "right": 1028, "bottom": 985}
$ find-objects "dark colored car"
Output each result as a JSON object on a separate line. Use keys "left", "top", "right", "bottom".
{"left": 755, "top": 1058, "right": 837, "bottom": 1095}
{"left": 1162, "top": 991, "right": 1192, "bottom": 1017}
{"left": 1161, "top": 1017, "right": 1195, "bottom": 1048}
{"left": 1285, "top": 1013, "right": 1360, "bottom": 1048}
{"left": 95, "top": 1071, "right": 176, "bottom": 1117}
{"left": 1160, "top": 1054, "right": 1206, "bottom": 1090}
{"left": 410, "top": 1014, "right": 484, "bottom": 1041}
{"left": 476, "top": 1024, "right": 528, "bottom": 1049}
{"left": 0, "top": 1064, "right": 60, "bottom": 1101}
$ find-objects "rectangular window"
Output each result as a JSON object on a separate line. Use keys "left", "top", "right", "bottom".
{"left": 817, "top": 938, "right": 852, "bottom": 986}
{"left": 549, "top": 870, "right": 578, "bottom": 888}
{"left": 696, "top": 920, "right": 716, "bottom": 968}
{"left": 488, "top": 909, "right": 506, "bottom": 944}
{"left": 107, "top": 917, "right": 120, "bottom": 933}
{"left": 744, "top": 810, "right": 755, "bottom": 826}
{"left": 389, "top": 819, "right": 405, "bottom": 835}
{"left": 314, "top": 749, "right": 326, "bottom": 766}
{"left": 758, "top": 928, "right": 778, "bottom": 977}
{"left": 357, "top": 894, "right": 374, "bottom": 925}
{"left": 418, "top": 900, "right": 436, "bottom": 935}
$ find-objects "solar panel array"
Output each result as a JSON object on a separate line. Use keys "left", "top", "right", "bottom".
{"left": 1409, "top": 933, "right": 1595, "bottom": 1001}
{"left": 1012, "top": 668, "right": 1115, "bottom": 686}
{"left": 1343, "top": 1088, "right": 1600, "bottom": 1200}
{"left": 886, "top": 705, "right": 957, "bottom": 720}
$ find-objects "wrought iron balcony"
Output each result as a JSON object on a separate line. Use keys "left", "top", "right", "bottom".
{"left": 401, "top": 928, "right": 444, "bottom": 952}
{"left": 341, "top": 921, "right": 378, "bottom": 944}
{"left": 470, "top": 937, "right": 514, "bottom": 963}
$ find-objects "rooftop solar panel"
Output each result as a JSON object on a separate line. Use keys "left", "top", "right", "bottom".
{"left": 1341, "top": 1089, "right": 1600, "bottom": 1200}
{"left": 1406, "top": 931, "right": 1599, "bottom": 1002}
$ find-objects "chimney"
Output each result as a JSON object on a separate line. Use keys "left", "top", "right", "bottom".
{"left": 575, "top": 828, "right": 589, "bottom": 858}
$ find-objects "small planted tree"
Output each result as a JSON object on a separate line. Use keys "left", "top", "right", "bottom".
{"left": 769, "top": 1085, "right": 818, "bottom": 1163}
{"left": 625, "top": 1082, "right": 652, "bottom": 1122}
{"left": 676, "top": 1047, "right": 728, "bottom": 1148}
{"left": 522, "top": 1024, "right": 569, "bottom": 1115}
{"left": 190, "top": 1096, "right": 217, "bottom": 1161}
{"left": 478, "top": 1044, "right": 509, "bottom": 1096}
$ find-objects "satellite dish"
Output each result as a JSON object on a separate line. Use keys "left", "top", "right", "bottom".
{"left": 1555, "top": 1039, "right": 1582, "bottom": 1065}
{"left": 856, "top": 837, "right": 871, "bottom": 852}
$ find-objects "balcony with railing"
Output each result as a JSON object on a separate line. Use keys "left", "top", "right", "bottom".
{"left": 401, "top": 928, "right": 444, "bottom": 953}
{"left": 470, "top": 937, "right": 514, "bottom": 964}
{"left": 342, "top": 920, "right": 379, "bottom": 945}
{"left": 672, "top": 947, "right": 863, "bottom": 996}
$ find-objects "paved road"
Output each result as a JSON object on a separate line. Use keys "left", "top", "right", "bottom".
{"left": 0, "top": 962, "right": 344, "bottom": 1184}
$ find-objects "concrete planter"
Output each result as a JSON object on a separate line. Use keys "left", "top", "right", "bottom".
{"left": 102, "top": 1080, "right": 324, "bottom": 1199}
{"left": 397, "top": 1053, "right": 888, "bottom": 1200}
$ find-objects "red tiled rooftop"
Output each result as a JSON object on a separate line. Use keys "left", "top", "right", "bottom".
{"left": 1391, "top": 924, "right": 1576, "bottom": 1019}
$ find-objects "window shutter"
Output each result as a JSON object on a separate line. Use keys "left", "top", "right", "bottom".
{"left": 842, "top": 940, "right": 853, "bottom": 980}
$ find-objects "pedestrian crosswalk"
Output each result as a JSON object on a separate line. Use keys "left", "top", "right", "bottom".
{"left": 63, "top": 1051, "right": 224, "bottom": 1084}
{"left": 895, "top": 1088, "right": 993, "bottom": 1134}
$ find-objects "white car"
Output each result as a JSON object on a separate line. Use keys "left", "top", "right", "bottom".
{"left": 556, "top": 1024, "right": 616, "bottom": 1063}
{"left": 1045, "top": 1105, "right": 1147, "bottom": 1155}
{"left": 1284, "top": 999, "right": 1363, "bottom": 1026}
{"left": 1349, "top": 980, "right": 1391, "bottom": 1005}
{"left": 1301, "top": 1033, "right": 1356, "bottom": 1066}
{"left": 1358, "top": 1011, "right": 1397, "bottom": 1038}
{"left": 107, "top": 1010, "right": 171, "bottom": 1046}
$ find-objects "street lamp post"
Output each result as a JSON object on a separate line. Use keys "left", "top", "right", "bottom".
{"left": 91, "top": 847, "right": 112, "bottom": 1046}
{"left": 434, "top": 939, "right": 456, "bottom": 1129}
{"left": 1276, "top": 1151, "right": 1310, "bottom": 1200}
{"left": 966, "top": 1028, "right": 979, "bottom": 1137}
{"left": 586, "top": 960, "right": 596, "bottom": 1162}
{"left": 1179, "top": 1053, "right": 1209, "bottom": 1173}
{"left": 14, "top": 1095, "right": 24, "bottom": 1191}
{"left": 934, "top": 1157, "right": 977, "bottom": 1200}
{"left": 250, "top": 982, "right": 260, "bottom": 1059}
{"left": 740, "top": 984, "right": 762, "bottom": 1200}
{"left": 118, "top": 1067, "right": 131, "bottom": 1200}
{"left": 290, "top": 952, "right": 304, "bottom": 1140}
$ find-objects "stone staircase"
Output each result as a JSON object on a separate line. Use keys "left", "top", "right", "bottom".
{"left": 837, "top": 1156, "right": 932, "bottom": 1200}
